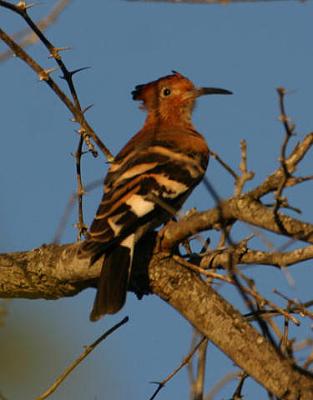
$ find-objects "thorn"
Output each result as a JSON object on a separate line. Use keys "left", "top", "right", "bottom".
{"left": 76, "top": 127, "right": 86, "bottom": 135}
{"left": 82, "top": 104, "right": 94, "bottom": 114}
{"left": 16, "top": 1, "right": 27, "bottom": 9}
{"left": 277, "top": 86, "right": 286, "bottom": 95}
{"left": 90, "top": 148, "right": 98, "bottom": 158}
{"left": 149, "top": 381, "right": 163, "bottom": 386}
{"left": 105, "top": 156, "right": 114, "bottom": 164}
{"left": 70, "top": 66, "right": 91, "bottom": 76}
{"left": 38, "top": 67, "right": 58, "bottom": 81}
{"left": 17, "top": 1, "right": 41, "bottom": 10}
{"left": 60, "top": 66, "right": 91, "bottom": 80}
{"left": 69, "top": 105, "right": 93, "bottom": 123}
{"left": 49, "top": 46, "right": 71, "bottom": 60}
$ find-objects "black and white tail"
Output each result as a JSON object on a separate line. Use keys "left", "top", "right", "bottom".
{"left": 89, "top": 234, "right": 135, "bottom": 321}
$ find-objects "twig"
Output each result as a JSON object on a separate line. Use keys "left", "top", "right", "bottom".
{"left": 279, "top": 316, "right": 292, "bottom": 358}
{"left": 234, "top": 139, "right": 254, "bottom": 196}
{"left": 273, "top": 87, "right": 295, "bottom": 219}
{"left": 148, "top": 337, "right": 207, "bottom": 400}
{"left": 303, "top": 349, "right": 313, "bottom": 369}
{"left": 0, "top": 21, "right": 113, "bottom": 237}
{"left": 248, "top": 132, "right": 313, "bottom": 199}
{"left": 74, "top": 135, "right": 88, "bottom": 239}
{"left": 0, "top": 1, "right": 103, "bottom": 237}
{"left": 202, "top": 178, "right": 278, "bottom": 347}
{"left": 200, "top": 244, "right": 313, "bottom": 270}
{"left": 273, "top": 289, "right": 313, "bottom": 320}
{"left": 0, "top": 2, "right": 111, "bottom": 155}
{"left": 190, "top": 337, "right": 208, "bottom": 400}
{"left": 209, "top": 148, "right": 238, "bottom": 180}
{"left": 35, "top": 316, "right": 129, "bottom": 400}
{"left": 245, "top": 298, "right": 313, "bottom": 322}
{"left": 53, "top": 178, "right": 103, "bottom": 243}
{"left": 205, "top": 371, "right": 241, "bottom": 400}
{"left": 230, "top": 372, "right": 248, "bottom": 400}
{"left": 174, "top": 255, "right": 300, "bottom": 325}
{"left": 0, "top": 0, "right": 71, "bottom": 62}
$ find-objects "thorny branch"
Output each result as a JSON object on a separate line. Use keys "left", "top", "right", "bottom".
{"left": 273, "top": 87, "right": 296, "bottom": 218}
{"left": 0, "top": 0, "right": 71, "bottom": 62}
{"left": 0, "top": 1, "right": 113, "bottom": 238}
{"left": 1, "top": 2, "right": 313, "bottom": 399}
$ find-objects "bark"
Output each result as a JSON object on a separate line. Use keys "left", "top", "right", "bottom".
{"left": 1, "top": 240, "right": 313, "bottom": 399}
{"left": 149, "top": 255, "right": 313, "bottom": 400}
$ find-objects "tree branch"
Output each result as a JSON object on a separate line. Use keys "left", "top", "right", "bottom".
{"left": 149, "top": 254, "right": 313, "bottom": 399}
{"left": 200, "top": 245, "right": 313, "bottom": 269}
{"left": 1, "top": 241, "right": 313, "bottom": 398}
{"left": 160, "top": 196, "right": 313, "bottom": 251}
{"left": 0, "top": 243, "right": 99, "bottom": 299}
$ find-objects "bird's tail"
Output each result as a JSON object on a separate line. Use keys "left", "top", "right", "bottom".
{"left": 89, "top": 234, "right": 135, "bottom": 321}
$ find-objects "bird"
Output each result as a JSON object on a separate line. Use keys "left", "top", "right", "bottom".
{"left": 80, "top": 71, "right": 232, "bottom": 321}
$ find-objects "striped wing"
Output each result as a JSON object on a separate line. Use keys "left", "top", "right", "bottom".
{"left": 81, "top": 131, "right": 209, "bottom": 262}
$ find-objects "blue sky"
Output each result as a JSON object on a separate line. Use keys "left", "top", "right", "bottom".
{"left": 0, "top": 1, "right": 313, "bottom": 399}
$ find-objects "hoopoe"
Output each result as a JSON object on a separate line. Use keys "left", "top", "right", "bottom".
{"left": 80, "top": 71, "right": 232, "bottom": 321}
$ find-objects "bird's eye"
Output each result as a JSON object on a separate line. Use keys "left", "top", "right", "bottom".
{"left": 162, "top": 88, "right": 171, "bottom": 97}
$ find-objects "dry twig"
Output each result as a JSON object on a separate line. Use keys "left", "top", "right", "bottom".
{"left": 0, "top": 4, "right": 113, "bottom": 237}
{"left": 148, "top": 337, "right": 207, "bottom": 400}
{"left": 0, "top": 0, "right": 71, "bottom": 62}
{"left": 36, "top": 316, "right": 129, "bottom": 400}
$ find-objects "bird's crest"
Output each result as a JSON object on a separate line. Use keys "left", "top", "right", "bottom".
{"left": 132, "top": 71, "right": 189, "bottom": 102}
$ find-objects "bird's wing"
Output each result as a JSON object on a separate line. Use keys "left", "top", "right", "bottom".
{"left": 84, "top": 134, "right": 208, "bottom": 321}
{"left": 80, "top": 132, "right": 208, "bottom": 262}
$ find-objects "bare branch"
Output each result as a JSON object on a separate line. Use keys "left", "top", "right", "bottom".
{"left": 1, "top": 242, "right": 313, "bottom": 398}
{"left": 200, "top": 244, "right": 313, "bottom": 269}
{"left": 0, "top": 0, "right": 71, "bottom": 62}
{"left": 74, "top": 136, "right": 88, "bottom": 239}
{"left": 209, "top": 148, "right": 238, "bottom": 180}
{"left": 36, "top": 316, "right": 129, "bottom": 400}
{"left": 249, "top": 132, "right": 313, "bottom": 199}
{"left": 230, "top": 372, "right": 249, "bottom": 400}
{"left": 160, "top": 196, "right": 313, "bottom": 251}
{"left": 190, "top": 337, "right": 208, "bottom": 400}
{"left": 234, "top": 139, "right": 254, "bottom": 196}
{"left": 205, "top": 371, "right": 241, "bottom": 400}
{"left": 149, "top": 254, "right": 313, "bottom": 399}
{"left": 273, "top": 87, "right": 296, "bottom": 217}
{"left": 0, "top": 27, "right": 113, "bottom": 161}
{"left": 53, "top": 178, "right": 103, "bottom": 243}
{"left": 148, "top": 337, "right": 207, "bottom": 400}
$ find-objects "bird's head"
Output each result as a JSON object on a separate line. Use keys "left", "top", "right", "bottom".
{"left": 132, "top": 71, "right": 232, "bottom": 127}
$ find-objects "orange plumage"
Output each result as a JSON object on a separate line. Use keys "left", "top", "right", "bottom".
{"left": 80, "top": 71, "right": 232, "bottom": 321}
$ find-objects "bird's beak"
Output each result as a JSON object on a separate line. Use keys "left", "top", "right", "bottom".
{"left": 196, "top": 87, "right": 233, "bottom": 96}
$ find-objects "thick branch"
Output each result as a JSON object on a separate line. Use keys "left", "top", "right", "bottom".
{"left": 0, "top": 243, "right": 99, "bottom": 298}
{"left": 149, "top": 255, "right": 313, "bottom": 400}
{"left": 1, "top": 243, "right": 313, "bottom": 398}
{"left": 161, "top": 196, "right": 313, "bottom": 250}
{"left": 201, "top": 245, "right": 313, "bottom": 269}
